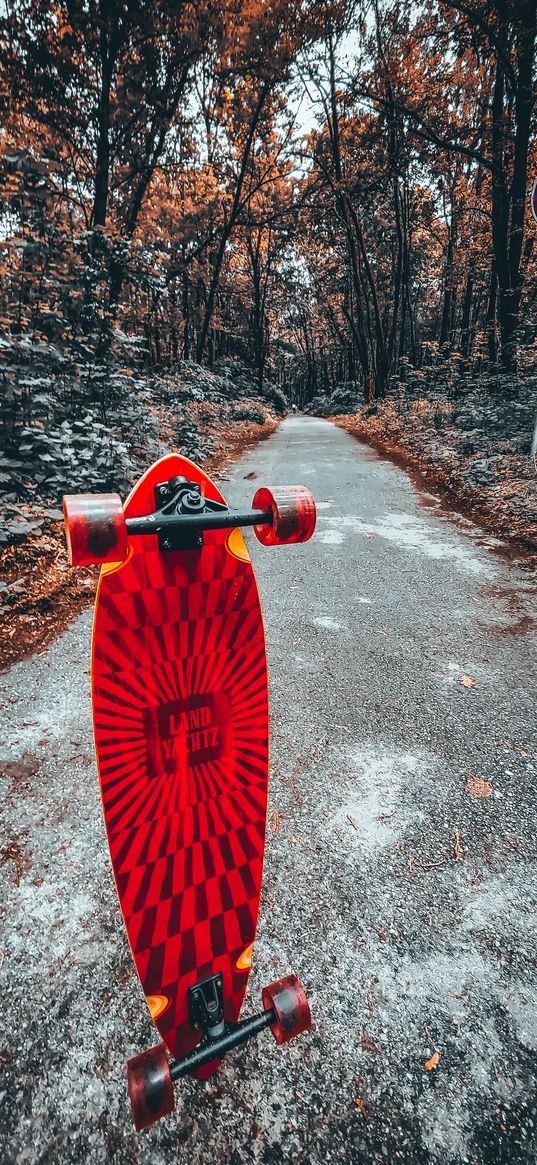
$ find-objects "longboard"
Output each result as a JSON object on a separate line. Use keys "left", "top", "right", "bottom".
{"left": 93, "top": 454, "right": 269, "bottom": 1060}
{"left": 63, "top": 453, "right": 316, "bottom": 1129}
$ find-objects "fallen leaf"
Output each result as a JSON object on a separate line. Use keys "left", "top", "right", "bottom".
{"left": 454, "top": 830, "right": 461, "bottom": 861}
{"left": 459, "top": 675, "right": 476, "bottom": 688}
{"left": 0, "top": 842, "right": 24, "bottom": 886}
{"left": 271, "top": 812, "right": 281, "bottom": 835}
{"left": 361, "top": 1030, "right": 380, "bottom": 1054}
{"left": 466, "top": 775, "right": 493, "bottom": 797}
{"left": 424, "top": 1052, "right": 440, "bottom": 1071}
{"left": 354, "top": 1097, "right": 369, "bottom": 1120}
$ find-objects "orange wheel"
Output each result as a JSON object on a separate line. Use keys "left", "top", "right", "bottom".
{"left": 261, "top": 974, "right": 312, "bottom": 1045}
{"left": 252, "top": 487, "right": 316, "bottom": 546}
{"left": 63, "top": 493, "right": 127, "bottom": 566}
{"left": 127, "top": 1044, "right": 175, "bottom": 1131}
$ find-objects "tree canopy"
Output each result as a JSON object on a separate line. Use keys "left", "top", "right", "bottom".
{"left": 1, "top": 0, "right": 535, "bottom": 414}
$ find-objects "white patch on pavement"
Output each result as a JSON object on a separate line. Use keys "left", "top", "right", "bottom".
{"left": 316, "top": 511, "right": 496, "bottom": 576}
{"left": 313, "top": 616, "right": 344, "bottom": 631}
{"left": 418, "top": 1094, "right": 471, "bottom": 1160}
{"left": 462, "top": 872, "right": 537, "bottom": 949}
{"left": 315, "top": 528, "right": 345, "bottom": 544}
{"left": 506, "top": 987, "right": 537, "bottom": 1051}
{"left": 355, "top": 941, "right": 522, "bottom": 1162}
{"left": 443, "top": 660, "right": 482, "bottom": 686}
{"left": 332, "top": 745, "right": 428, "bottom": 856}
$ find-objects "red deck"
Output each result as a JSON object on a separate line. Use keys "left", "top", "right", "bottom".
{"left": 91, "top": 455, "right": 269, "bottom": 1062}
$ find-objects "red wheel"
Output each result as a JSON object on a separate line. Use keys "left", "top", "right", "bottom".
{"left": 252, "top": 486, "right": 316, "bottom": 546}
{"left": 261, "top": 974, "right": 312, "bottom": 1045}
{"left": 62, "top": 493, "right": 127, "bottom": 566}
{"left": 127, "top": 1044, "right": 175, "bottom": 1131}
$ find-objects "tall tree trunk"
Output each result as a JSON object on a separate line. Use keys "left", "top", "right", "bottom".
{"left": 486, "top": 260, "right": 498, "bottom": 363}
{"left": 196, "top": 84, "right": 271, "bottom": 363}
{"left": 248, "top": 226, "right": 272, "bottom": 391}
{"left": 503, "top": 0, "right": 536, "bottom": 366}
{"left": 182, "top": 272, "right": 190, "bottom": 360}
{"left": 108, "top": 64, "right": 192, "bottom": 307}
{"left": 440, "top": 198, "right": 457, "bottom": 348}
{"left": 490, "top": 2, "right": 536, "bottom": 371}
{"left": 460, "top": 268, "right": 474, "bottom": 358}
{"left": 92, "top": 9, "right": 119, "bottom": 228}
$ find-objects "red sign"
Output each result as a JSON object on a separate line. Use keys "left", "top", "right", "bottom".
{"left": 531, "top": 178, "right": 537, "bottom": 224}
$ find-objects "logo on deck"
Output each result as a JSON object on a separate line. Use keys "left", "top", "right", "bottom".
{"left": 143, "top": 691, "right": 232, "bottom": 781}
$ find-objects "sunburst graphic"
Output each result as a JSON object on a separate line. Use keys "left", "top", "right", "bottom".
{"left": 92, "top": 458, "right": 269, "bottom": 1062}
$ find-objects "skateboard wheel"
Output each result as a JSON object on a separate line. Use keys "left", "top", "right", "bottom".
{"left": 262, "top": 974, "right": 312, "bottom": 1044}
{"left": 127, "top": 1044, "right": 175, "bottom": 1131}
{"left": 63, "top": 493, "right": 127, "bottom": 566}
{"left": 252, "top": 487, "right": 316, "bottom": 546}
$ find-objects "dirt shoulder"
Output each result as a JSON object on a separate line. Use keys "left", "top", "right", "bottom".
{"left": 333, "top": 402, "right": 536, "bottom": 555}
{"left": 0, "top": 411, "right": 278, "bottom": 674}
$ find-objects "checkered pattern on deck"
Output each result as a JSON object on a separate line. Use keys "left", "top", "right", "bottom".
{"left": 92, "top": 456, "right": 269, "bottom": 1061}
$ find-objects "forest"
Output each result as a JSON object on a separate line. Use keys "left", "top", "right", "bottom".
{"left": 0, "top": 0, "right": 536, "bottom": 548}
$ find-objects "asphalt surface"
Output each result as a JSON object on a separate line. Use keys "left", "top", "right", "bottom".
{"left": 1, "top": 415, "right": 536, "bottom": 1165}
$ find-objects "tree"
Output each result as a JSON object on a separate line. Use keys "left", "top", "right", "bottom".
{"left": 191, "top": 0, "right": 324, "bottom": 363}
{"left": 362, "top": 0, "right": 536, "bottom": 371}
{"left": 1, "top": 0, "right": 220, "bottom": 312}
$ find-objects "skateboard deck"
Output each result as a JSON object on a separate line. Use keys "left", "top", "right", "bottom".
{"left": 91, "top": 453, "right": 269, "bottom": 1065}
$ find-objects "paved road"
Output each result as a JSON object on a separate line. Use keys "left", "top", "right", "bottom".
{"left": 1, "top": 416, "right": 536, "bottom": 1165}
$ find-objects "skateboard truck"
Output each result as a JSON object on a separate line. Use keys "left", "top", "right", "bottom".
{"left": 129, "top": 476, "right": 275, "bottom": 552}
{"left": 188, "top": 972, "right": 226, "bottom": 1038}
{"left": 63, "top": 477, "right": 316, "bottom": 565}
{"left": 127, "top": 973, "right": 312, "bottom": 1132}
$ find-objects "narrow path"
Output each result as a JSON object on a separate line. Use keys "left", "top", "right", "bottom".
{"left": 1, "top": 417, "right": 536, "bottom": 1165}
